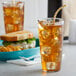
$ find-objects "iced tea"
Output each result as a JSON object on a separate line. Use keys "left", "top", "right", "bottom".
{"left": 3, "top": 2, "right": 24, "bottom": 33}
{"left": 38, "top": 18, "right": 63, "bottom": 72}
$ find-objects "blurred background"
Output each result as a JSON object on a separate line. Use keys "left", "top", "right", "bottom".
{"left": 0, "top": 0, "right": 75, "bottom": 39}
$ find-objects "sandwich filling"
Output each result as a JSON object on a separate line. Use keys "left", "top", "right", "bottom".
{"left": 3, "top": 37, "right": 36, "bottom": 49}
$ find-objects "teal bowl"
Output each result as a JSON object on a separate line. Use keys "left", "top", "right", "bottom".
{"left": 0, "top": 39, "right": 40, "bottom": 61}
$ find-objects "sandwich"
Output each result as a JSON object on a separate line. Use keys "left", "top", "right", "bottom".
{"left": 0, "top": 30, "right": 36, "bottom": 50}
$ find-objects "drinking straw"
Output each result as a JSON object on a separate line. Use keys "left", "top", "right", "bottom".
{"left": 38, "top": 5, "right": 66, "bottom": 27}
{"left": 53, "top": 5, "right": 66, "bottom": 25}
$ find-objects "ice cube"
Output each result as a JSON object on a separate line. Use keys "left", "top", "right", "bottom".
{"left": 54, "top": 37, "right": 58, "bottom": 40}
{"left": 42, "top": 21, "right": 48, "bottom": 25}
{"left": 42, "top": 21, "right": 53, "bottom": 26}
{"left": 7, "top": 24, "right": 14, "bottom": 31}
{"left": 14, "top": 20, "right": 20, "bottom": 24}
{"left": 4, "top": 8, "right": 12, "bottom": 16}
{"left": 13, "top": 18, "right": 21, "bottom": 24}
{"left": 19, "top": 4, "right": 24, "bottom": 9}
{"left": 16, "top": 2, "right": 24, "bottom": 9}
{"left": 49, "top": 38, "right": 59, "bottom": 47}
{"left": 13, "top": 10, "right": 19, "bottom": 14}
{"left": 47, "top": 21, "right": 53, "bottom": 26}
{"left": 41, "top": 30, "right": 50, "bottom": 39}
{"left": 41, "top": 46, "right": 51, "bottom": 55}
{"left": 47, "top": 62, "right": 56, "bottom": 70}
{"left": 52, "top": 27, "right": 61, "bottom": 37}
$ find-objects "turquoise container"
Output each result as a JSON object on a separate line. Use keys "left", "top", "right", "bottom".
{"left": 0, "top": 39, "right": 40, "bottom": 61}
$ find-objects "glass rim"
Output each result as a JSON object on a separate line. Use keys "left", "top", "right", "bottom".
{"left": 38, "top": 18, "right": 64, "bottom": 26}
{"left": 2, "top": 1, "right": 25, "bottom": 5}
{"left": 38, "top": 18, "right": 64, "bottom": 21}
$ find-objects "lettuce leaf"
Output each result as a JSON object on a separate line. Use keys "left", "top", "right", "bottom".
{"left": 3, "top": 37, "right": 36, "bottom": 46}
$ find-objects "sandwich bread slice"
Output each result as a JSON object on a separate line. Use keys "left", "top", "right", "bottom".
{"left": 0, "top": 30, "right": 36, "bottom": 49}
{"left": 0, "top": 30, "right": 33, "bottom": 41}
